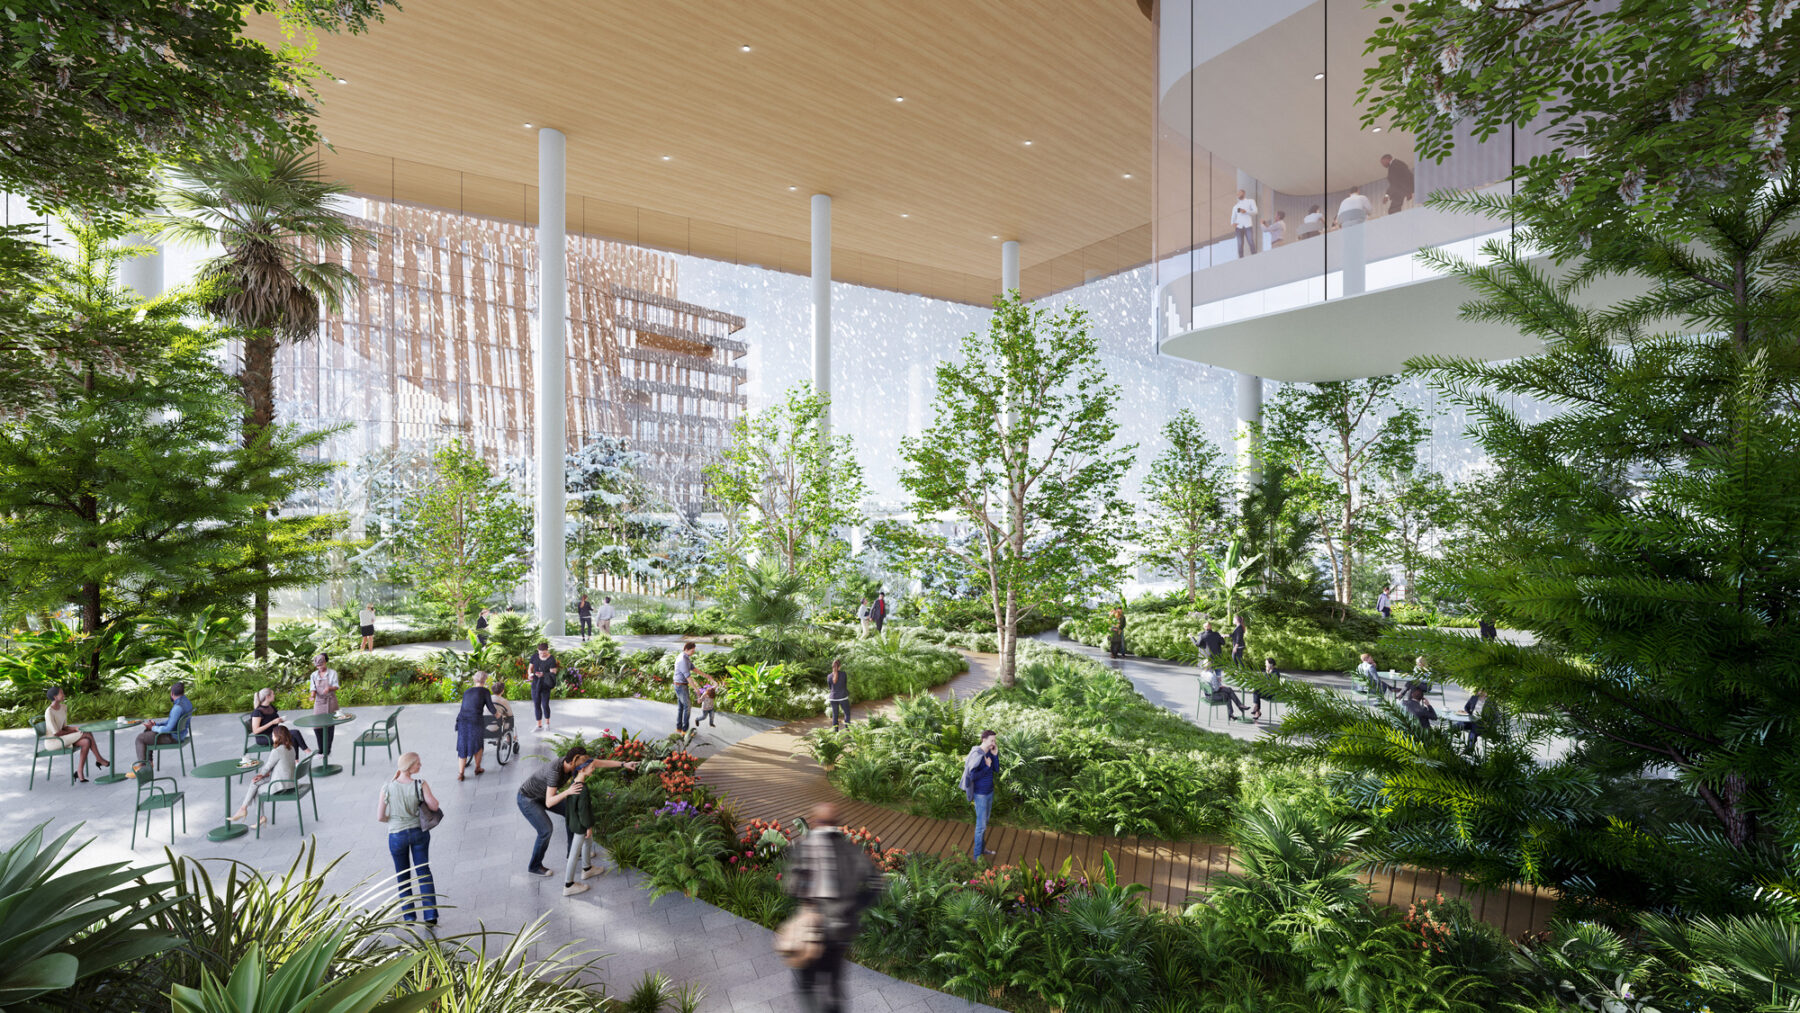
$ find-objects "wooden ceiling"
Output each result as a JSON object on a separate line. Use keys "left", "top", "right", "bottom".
{"left": 257, "top": 1, "right": 1154, "bottom": 305}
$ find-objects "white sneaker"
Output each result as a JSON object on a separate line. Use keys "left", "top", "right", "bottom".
{"left": 582, "top": 865, "right": 606, "bottom": 880}
{"left": 562, "top": 881, "right": 590, "bottom": 897}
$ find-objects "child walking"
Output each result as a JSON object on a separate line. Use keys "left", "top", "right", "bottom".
{"left": 698, "top": 680, "right": 718, "bottom": 727}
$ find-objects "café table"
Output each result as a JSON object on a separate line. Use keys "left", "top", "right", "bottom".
{"left": 77, "top": 716, "right": 141, "bottom": 785}
{"left": 192, "top": 757, "right": 264, "bottom": 841}
{"left": 292, "top": 711, "right": 356, "bottom": 776}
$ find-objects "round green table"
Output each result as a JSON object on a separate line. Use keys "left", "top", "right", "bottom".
{"left": 192, "top": 757, "right": 263, "bottom": 841}
{"left": 77, "top": 717, "right": 142, "bottom": 785}
{"left": 292, "top": 712, "right": 356, "bottom": 776}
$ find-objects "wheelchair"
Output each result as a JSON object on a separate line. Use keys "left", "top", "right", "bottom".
{"left": 484, "top": 710, "right": 520, "bottom": 766}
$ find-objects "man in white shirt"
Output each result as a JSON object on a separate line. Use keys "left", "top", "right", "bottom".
{"left": 595, "top": 596, "right": 615, "bottom": 635}
{"left": 1337, "top": 186, "right": 1373, "bottom": 228}
{"left": 1232, "top": 189, "right": 1259, "bottom": 258}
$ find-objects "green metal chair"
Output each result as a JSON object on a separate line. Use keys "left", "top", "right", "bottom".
{"left": 350, "top": 708, "right": 404, "bottom": 775}
{"left": 145, "top": 711, "right": 197, "bottom": 774}
{"left": 28, "top": 720, "right": 76, "bottom": 790}
{"left": 256, "top": 755, "right": 319, "bottom": 838}
{"left": 131, "top": 773, "right": 186, "bottom": 849}
{"left": 238, "top": 715, "right": 271, "bottom": 781}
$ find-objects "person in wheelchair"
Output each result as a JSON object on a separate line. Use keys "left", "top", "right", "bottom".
{"left": 489, "top": 679, "right": 515, "bottom": 726}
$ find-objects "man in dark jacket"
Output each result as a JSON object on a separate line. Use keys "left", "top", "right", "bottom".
{"left": 784, "top": 801, "right": 887, "bottom": 1013}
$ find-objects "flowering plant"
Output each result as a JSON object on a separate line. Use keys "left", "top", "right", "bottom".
{"left": 842, "top": 825, "right": 909, "bottom": 873}
{"left": 964, "top": 857, "right": 1083, "bottom": 915}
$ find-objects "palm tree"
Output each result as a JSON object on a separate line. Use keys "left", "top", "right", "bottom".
{"left": 155, "top": 148, "right": 373, "bottom": 657}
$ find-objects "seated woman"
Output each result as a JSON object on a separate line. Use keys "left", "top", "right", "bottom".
{"left": 454, "top": 672, "right": 498, "bottom": 781}
{"left": 248, "top": 687, "right": 310, "bottom": 754}
{"left": 230, "top": 726, "right": 298, "bottom": 825}
{"left": 44, "top": 685, "right": 108, "bottom": 782}
{"left": 1205, "top": 667, "right": 1251, "bottom": 720}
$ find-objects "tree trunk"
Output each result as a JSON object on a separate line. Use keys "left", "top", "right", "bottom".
{"left": 242, "top": 331, "right": 277, "bottom": 660}
{"left": 82, "top": 579, "right": 103, "bottom": 692}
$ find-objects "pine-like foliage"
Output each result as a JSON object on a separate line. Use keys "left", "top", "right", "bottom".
{"left": 1274, "top": 171, "right": 1800, "bottom": 919}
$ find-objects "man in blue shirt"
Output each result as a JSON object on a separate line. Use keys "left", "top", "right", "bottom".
{"left": 131, "top": 681, "right": 193, "bottom": 775}
{"left": 961, "top": 730, "right": 999, "bottom": 859}
{"left": 1377, "top": 586, "right": 1394, "bottom": 620}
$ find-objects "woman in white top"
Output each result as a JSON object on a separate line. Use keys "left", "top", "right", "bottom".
{"left": 378, "top": 751, "right": 441, "bottom": 925}
{"left": 309, "top": 654, "right": 340, "bottom": 757}
{"left": 43, "top": 685, "right": 108, "bottom": 781}
{"left": 229, "top": 725, "right": 298, "bottom": 825}
{"left": 1299, "top": 204, "right": 1325, "bottom": 239}
{"left": 360, "top": 603, "right": 377, "bottom": 651}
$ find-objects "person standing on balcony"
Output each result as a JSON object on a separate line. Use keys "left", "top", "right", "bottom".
{"left": 1232, "top": 189, "right": 1259, "bottom": 257}
{"left": 1381, "top": 154, "right": 1414, "bottom": 214}
{"left": 1336, "top": 187, "right": 1373, "bottom": 229}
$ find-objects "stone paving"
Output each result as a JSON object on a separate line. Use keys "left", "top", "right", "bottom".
{"left": 0, "top": 685, "right": 995, "bottom": 1012}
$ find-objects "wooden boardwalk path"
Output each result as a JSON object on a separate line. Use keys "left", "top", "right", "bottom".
{"left": 697, "top": 652, "right": 1555, "bottom": 936}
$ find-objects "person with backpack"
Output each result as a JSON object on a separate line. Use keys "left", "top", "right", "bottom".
{"left": 961, "top": 729, "right": 1000, "bottom": 859}
{"left": 782, "top": 801, "right": 887, "bottom": 1012}
{"left": 871, "top": 591, "right": 888, "bottom": 634}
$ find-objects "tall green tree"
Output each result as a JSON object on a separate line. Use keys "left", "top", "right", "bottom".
{"left": 1140, "top": 409, "right": 1230, "bottom": 603}
{"left": 1261, "top": 378, "right": 1428, "bottom": 607}
{"left": 564, "top": 435, "right": 661, "bottom": 592}
{"left": 396, "top": 438, "right": 530, "bottom": 629}
{"left": 1372, "top": 469, "right": 1464, "bottom": 603}
{"left": 704, "top": 385, "right": 865, "bottom": 590}
{"left": 898, "top": 294, "right": 1134, "bottom": 686}
{"left": 0, "top": 224, "right": 341, "bottom": 684}
{"left": 0, "top": 0, "right": 397, "bottom": 219}
{"left": 155, "top": 148, "right": 372, "bottom": 657}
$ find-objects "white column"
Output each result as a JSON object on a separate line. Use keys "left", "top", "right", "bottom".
{"left": 536, "top": 127, "right": 567, "bottom": 634}
{"left": 811, "top": 194, "right": 832, "bottom": 435}
{"left": 118, "top": 236, "right": 163, "bottom": 300}
{"left": 1235, "top": 371, "right": 1263, "bottom": 487}
{"left": 1001, "top": 240, "right": 1020, "bottom": 296}
{"left": 1342, "top": 221, "right": 1367, "bottom": 296}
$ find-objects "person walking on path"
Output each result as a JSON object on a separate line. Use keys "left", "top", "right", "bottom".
{"left": 44, "top": 686, "right": 108, "bottom": 781}
{"left": 1230, "top": 613, "right": 1249, "bottom": 668}
{"left": 825, "top": 658, "right": 851, "bottom": 729}
{"left": 1377, "top": 586, "right": 1394, "bottom": 620}
{"left": 130, "top": 681, "right": 193, "bottom": 776}
{"left": 961, "top": 730, "right": 999, "bottom": 860}
{"left": 309, "top": 654, "right": 340, "bottom": 756}
{"left": 1109, "top": 605, "right": 1127, "bottom": 660}
{"left": 856, "top": 597, "right": 872, "bottom": 639}
{"left": 871, "top": 592, "right": 888, "bottom": 634}
{"left": 577, "top": 595, "right": 593, "bottom": 641}
{"left": 698, "top": 680, "right": 719, "bottom": 728}
{"left": 377, "top": 750, "right": 441, "bottom": 925}
{"left": 1478, "top": 617, "right": 1497, "bottom": 642}
{"left": 360, "top": 602, "right": 377, "bottom": 651}
{"left": 454, "top": 672, "right": 498, "bottom": 780}
{"left": 528, "top": 642, "right": 560, "bottom": 732}
{"left": 784, "top": 800, "right": 888, "bottom": 1013}
{"left": 674, "top": 641, "right": 707, "bottom": 735}
{"left": 475, "top": 608, "right": 491, "bottom": 647}
{"left": 596, "top": 596, "right": 615, "bottom": 635}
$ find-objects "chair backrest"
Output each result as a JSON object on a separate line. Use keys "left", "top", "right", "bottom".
{"left": 385, "top": 707, "right": 404, "bottom": 730}
{"left": 32, "top": 719, "right": 46, "bottom": 737}
{"left": 240, "top": 714, "right": 255, "bottom": 742}
{"left": 137, "top": 774, "right": 174, "bottom": 801}
{"left": 295, "top": 756, "right": 313, "bottom": 780}
{"left": 170, "top": 709, "right": 193, "bottom": 742}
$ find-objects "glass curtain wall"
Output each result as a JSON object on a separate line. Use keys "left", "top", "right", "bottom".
{"left": 1153, "top": 0, "right": 1549, "bottom": 349}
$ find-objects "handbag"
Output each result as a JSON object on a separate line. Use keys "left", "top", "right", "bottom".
{"left": 773, "top": 905, "right": 824, "bottom": 969}
{"left": 415, "top": 781, "right": 444, "bottom": 831}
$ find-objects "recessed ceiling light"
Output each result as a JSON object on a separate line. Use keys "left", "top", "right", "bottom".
{"left": 1122, "top": 173, "right": 1133, "bottom": 179}
{"left": 1314, "top": 72, "right": 1325, "bottom": 80}
{"left": 335, "top": 78, "right": 348, "bottom": 84}
{"left": 523, "top": 122, "right": 533, "bottom": 128}
{"left": 1372, "top": 127, "right": 1383, "bottom": 133}
{"left": 1023, "top": 140, "right": 1033, "bottom": 146}
{"left": 900, "top": 213, "right": 910, "bottom": 218}
{"left": 661, "top": 155, "right": 672, "bottom": 161}
{"left": 894, "top": 96, "right": 905, "bottom": 102}
{"left": 740, "top": 44, "right": 752, "bottom": 52}
{"left": 990, "top": 235, "right": 999, "bottom": 240}
{"left": 788, "top": 186, "right": 798, "bottom": 191}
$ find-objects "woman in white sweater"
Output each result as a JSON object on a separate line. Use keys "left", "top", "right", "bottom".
{"left": 229, "top": 726, "right": 299, "bottom": 825}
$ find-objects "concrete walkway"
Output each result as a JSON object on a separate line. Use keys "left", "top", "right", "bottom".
{"left": 0, "top": 693, "right": 992, "bottom": 1012}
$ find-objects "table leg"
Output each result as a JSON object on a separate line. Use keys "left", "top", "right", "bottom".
{"left": 314, "top": 728, "right": 343, "bottom": 777}
{"left": 94, "top": 726, "right": 126, "bottom": 785}
{"left": 208, "top": 775, "right": 248, "bottom": 841}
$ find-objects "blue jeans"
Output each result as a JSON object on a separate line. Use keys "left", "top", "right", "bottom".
{"left": 518, "top": 791, "right": 570, "bottom": 873}
{"left": 675, "top": 684, "right": 691, "bottom": 731}
{"left": 972, "top": 791, "right": 993, "bottom": 858}
{"left": 388, "top": 827, "right": 436, "bottom": 922}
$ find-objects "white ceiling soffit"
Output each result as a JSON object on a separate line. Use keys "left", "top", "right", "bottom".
{"left": 1158, "top": 265, "right": 1656, "bottom": 383}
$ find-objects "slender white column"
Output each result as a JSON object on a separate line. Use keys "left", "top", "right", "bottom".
{"left": 536, "top": 127, "right": 567, "bottom": 634}
{"left": 811, "top": 194, "right": 831, "bottom": 434}
{"left": 1235, "top": 372, "right": 1263, "bottom": 487}
{"left": 1001, "top": 240, "right": 1020, "bottom": 296}
{"left": 118, "top": 236, "right": 163, "bottom": 299}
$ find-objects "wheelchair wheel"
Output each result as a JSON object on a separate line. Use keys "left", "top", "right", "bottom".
{"left": 495, "top": 729, "right": 518, "bottom": 766}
